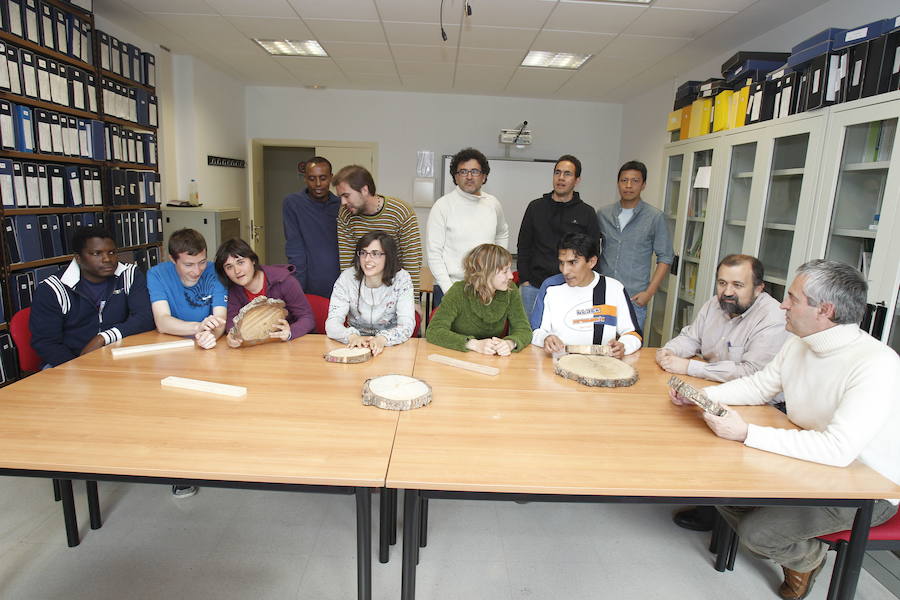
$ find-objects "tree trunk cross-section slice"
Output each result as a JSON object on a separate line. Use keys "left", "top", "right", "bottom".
{"left": 564, "top": 344, "right": 614, "bottom": 356}
{"left": 230, "top": 296, "right": 288, "bottom": 347}
{"left": 554, "top": 354, "right": 638, "bottom": 387}
{"left": 324, "top": 347, "right": 373, "bottom": 363}
{"left": 362, "top": 375, "right": 432, "bottom": 411}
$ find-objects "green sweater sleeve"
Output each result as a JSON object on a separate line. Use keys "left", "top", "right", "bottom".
{"left": 504, "top": 284, "right": 533, "bottom": 352}
{"left": 425, "top": 283, "right": 471, "bottom": 352}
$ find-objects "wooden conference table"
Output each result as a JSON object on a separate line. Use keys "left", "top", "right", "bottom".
{"left": 390, "top": 343, "right": 900, "bottom": 600}
{"left": 0, "top": 331, "right": 418, "bottom": 600}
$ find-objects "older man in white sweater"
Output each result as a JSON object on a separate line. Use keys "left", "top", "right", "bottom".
{"left": 672, "top": 259, "right": 899, "bottom": 600}
{"left": 426, "top": 147, "right": 509, "bottom": 305}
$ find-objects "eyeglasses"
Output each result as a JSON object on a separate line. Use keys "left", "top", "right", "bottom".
{"left": 619, "top": 177, "right": 643, "bottom": 185}
{"left": 357, "top": 250, "right": 386, "bottom": 258}
{"left": 456, "top": 169, "right": 483, "bottom": 177}
{"left": 554, "top": 170, "right": 575, "bottom": 177}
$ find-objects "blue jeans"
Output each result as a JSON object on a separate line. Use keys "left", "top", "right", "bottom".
{"left": 632, "top": 303, "right": 647, "bottom": 331}
{"left": 519, "top": 284, "right": 540, "bottom": 322}
{"left": 433, "top": 285, "right": 444, "bottom": 308}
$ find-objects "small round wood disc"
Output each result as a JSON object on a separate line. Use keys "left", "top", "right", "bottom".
{"left": 362, "top": 375, "right": 432, "bottom": 411}
{"left": 230, "top": 296, "right": 288, "bottom": 347}
{"left": 554, "top": 354, "right": 638, "bottom": 387}
{"left": 565, "top": 344, "right": 613, "bottom": 356}
{"left": 324, "top": 347, "right": 373, "bottom": 363}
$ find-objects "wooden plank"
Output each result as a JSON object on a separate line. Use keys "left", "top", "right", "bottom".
{"left": 161, "top": 376, "right": 247, "bottom": 398}
{"left": 111, "top": 339, "right": 195, "bottom": 358}
{"left": 427, "top": 353, "right": 499, "bottom": 376}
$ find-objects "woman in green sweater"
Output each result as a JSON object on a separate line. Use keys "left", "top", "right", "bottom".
{"left": 426, "top": 243, "right": 532, "bottom": 354}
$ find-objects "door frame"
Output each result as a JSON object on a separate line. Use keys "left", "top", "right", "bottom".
{"left": 247, "top": 138, "right": 379, "bottom": 259}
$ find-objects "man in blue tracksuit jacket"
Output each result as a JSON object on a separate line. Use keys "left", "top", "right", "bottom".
{"left": 30, "top": 226, "right": 154, "bottom": 367}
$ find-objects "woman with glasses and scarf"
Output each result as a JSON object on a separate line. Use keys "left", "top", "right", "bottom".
{"left": 326, "top": 230, "right": 415, "bottom": 355}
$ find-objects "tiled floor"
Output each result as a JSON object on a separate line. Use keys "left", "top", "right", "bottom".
{"left": 0, "top": 478, "right": 895, "bottom": 599}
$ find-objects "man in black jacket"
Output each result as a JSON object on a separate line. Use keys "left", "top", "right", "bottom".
{"left": 517, "top": 155, "right": 601, "bottom": 317}
{"left": 30, "top": 226, "right": 154, "bottom": 367}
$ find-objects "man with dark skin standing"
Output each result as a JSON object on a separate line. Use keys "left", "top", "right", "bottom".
{"left": 30, "top": 226, "right": 154, "bottom": 367}
{"left": 283, "top": 156, "right": 341, "bottom": 297}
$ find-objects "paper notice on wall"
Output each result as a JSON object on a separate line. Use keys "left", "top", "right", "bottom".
{"left": 693, "top": 166, "right": 712, "bottom": 189}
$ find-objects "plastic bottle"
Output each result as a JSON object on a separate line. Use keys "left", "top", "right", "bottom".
{"left": 188, "top": 179, "right": 199, "bottom": 206}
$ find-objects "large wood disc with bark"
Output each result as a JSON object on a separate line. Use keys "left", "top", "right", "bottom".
{"left": 565, "top": 344, "right": 613, "bottom": 356}
{"left": 554, "top": 354, "right": 638, "bottom": 387}
{"left": 362, "top": 375, "right": 432, "bottom": 411}
{"left": 230, "top": 296, "right": 288, "bottom": 347}
{"left": 324, "top": 347, "right": 373, "bottom": 363}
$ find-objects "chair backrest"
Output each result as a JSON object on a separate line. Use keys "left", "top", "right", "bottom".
{"left": 819, "top": 509, "right": 900, "bottom": 543}
{"left": 305, "top": 294, "right": 330, "bottom": 335}
{"left": 512, "top": 270, "right": 520, "bottom": 284}
{"left": 9, "top": 308, "right": 41, "bottom": 373}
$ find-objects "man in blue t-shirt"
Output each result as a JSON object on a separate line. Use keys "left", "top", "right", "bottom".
{"left": 147, "top": 228, "right": 227, "bottom": 350}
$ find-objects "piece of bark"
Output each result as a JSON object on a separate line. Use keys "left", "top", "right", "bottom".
{"left": 668, "top": 376, "right": 728, "bottom": 416}
{"left": 362, "top": 375, "right": 432, "bottom": 410}
{"left": 324, "top": 347, "right": 373, "bottom": 363}
{"left": 554, "top": 354, "right": 638, "bottom": 387}
{"left": 564, "top": 344, "right": 614, "bottom": 356}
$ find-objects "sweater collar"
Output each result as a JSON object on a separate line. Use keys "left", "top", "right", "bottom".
{"left": 455, "top": 185, "right": 486, "bottom": 202}
{"left": 801, "top": 323, "right": 862, "bottom": 355}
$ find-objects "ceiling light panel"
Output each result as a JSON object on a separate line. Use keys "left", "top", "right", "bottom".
{"left": 521, "top": 51, "right": 591, "bottom": 69}
{"left": 255, "top": 39, "right": 329, "bottom": 56}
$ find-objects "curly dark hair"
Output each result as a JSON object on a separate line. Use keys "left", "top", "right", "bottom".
{"left": 449, "top": 147, "right": 490, "bottom": 182}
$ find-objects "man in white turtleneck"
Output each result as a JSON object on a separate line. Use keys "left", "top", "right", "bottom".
{"left": 671, "top": 259, "right": 900, "bottom": 600}
{"left": 426, "top": 147, "right": 509, "bottom": 306}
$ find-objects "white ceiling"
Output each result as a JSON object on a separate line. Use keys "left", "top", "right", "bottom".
{"left": 94, "top": 0, "right": 830, "bottom": 102}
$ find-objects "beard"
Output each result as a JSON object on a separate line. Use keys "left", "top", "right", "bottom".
{"left": 718, "top": 295, "right": 751, "bottom": 316}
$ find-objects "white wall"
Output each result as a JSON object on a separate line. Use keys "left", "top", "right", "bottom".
{"left": 619, "top": 0, "right": 900, "bottom": 207}
{"left": 245, "top": 87, "right": 625, "bottom": 229}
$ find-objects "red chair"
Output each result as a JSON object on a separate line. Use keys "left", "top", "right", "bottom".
{"left": 713, "top": 509, "right": 900, "bottom": 600}
{"left": 413, "top": 311, "right": 422, "bottom": 338}
{"left": 512, "top": 270, "right": 520, "bottom": 284}
{"left": 8, "top": 307, "right": 102, "bottom": 546}
{"left": 305, "top": 294, "right": 330, "bottom": 334}
{"left": 9, "top": 308, "right": 41, "bottom": 373}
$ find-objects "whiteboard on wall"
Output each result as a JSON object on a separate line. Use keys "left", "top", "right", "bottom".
{"left": 441, "top": 156, "right": 556, "bottom": 255}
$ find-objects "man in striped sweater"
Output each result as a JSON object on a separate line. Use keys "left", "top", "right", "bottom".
{"left": 333, "top": 165, "right": 422, "bottom": 300}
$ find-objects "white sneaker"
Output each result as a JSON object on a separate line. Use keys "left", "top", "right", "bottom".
{"left": 171, "top": 485, "right": 198, "bottom": 498}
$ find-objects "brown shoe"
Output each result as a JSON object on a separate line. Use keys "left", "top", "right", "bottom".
{"left": 778, "top": 559, "right": 826, "bottom": 600}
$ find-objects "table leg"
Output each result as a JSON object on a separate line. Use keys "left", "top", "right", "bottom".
{"left": 379, "top": 487, "right": 390, "bottom": 564}
{"left": 835, "top": 500, "right": 873, "bottom": 600}
{"left": 389, "top": 488, "right": 397, "bottom": 546}
{"left": 86, "top": 481, "right": 102, "bottom": 529}
{"left": 59, "top": 480, "right": 79, "bottom": 547}
{"left": 419, "top": 497, "right": 428, "bottom": 548}
{"left": 52, "top": 479, "right": 61, "bottom": 501}
{"left": 401, "top": 489, "right": 421, "bottom": 600}
{"left": 356, "top": 488, "right": 372, "bottom": 600}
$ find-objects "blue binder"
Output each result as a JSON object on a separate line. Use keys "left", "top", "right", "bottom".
{"left": 13, "top": 214, "right": 42, "bottom": 262}
{"left": 13, "top": 104, "right": 34, "bottom": 152}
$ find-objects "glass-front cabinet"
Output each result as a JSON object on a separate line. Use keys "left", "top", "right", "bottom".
{"left": 647, "top": 152, "right": 684, "bottom": 347}
{"left": 811, "top": 92, "right": 900, "bottom": 346}
{"left": 718, "top": 142, "right": 757, "bottom": 263}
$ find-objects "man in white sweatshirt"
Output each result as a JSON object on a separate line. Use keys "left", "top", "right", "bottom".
{"left": 426, "top": 147, "right": 509, "bottom": 306}
{"left": 672, "top": 259, "right": 899, "bottom": 600}
{"left": 531, "top": 232, "right": 641, "bottom": 359}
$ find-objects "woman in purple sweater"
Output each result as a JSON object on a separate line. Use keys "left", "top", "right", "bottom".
{"left": 214, "top": 238, "right": 315, "bottom": 347}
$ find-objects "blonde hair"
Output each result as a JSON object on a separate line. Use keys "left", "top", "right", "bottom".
{"left": 463, "top": 244, "right": 512, "bottom": 304}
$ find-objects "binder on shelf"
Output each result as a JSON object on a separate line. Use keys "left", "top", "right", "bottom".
{"left": 34, "top": 264, "right": 60, "bottom": 284}
{"left": 11, "top": 271, "right": 34, "bottom": 313}
{"left": 14, "top": 214, "right": 41, "bottom": 262}
{"left": 110, "top": 167, "right": 125, "bottom": 204}
{"left": 50, "top": 61, "right": 69, "bottom": 106}
{"left": 13, "top": 104, "right": 34, "bottom": 152}
{"left": 53, "top": 7, "right": 67, "bottom": 55}
{"left": 64, "top": 165, "right": 82, "bottom": 206}
{"left": 69, "top": 67, "right": 86, "bottom": 110}
{"left": 7, "top": 0, "right": 23, "bottom": 38}
{"left": 712, "top": 90, "right": 733, "bottom": 132}
{"left": 35, "top": 107, "right": 53, "bottom": 155}
{"left": 137, "top": 211, "right": 147, "bottom": 244}
{"left": 127, "top": 86, "right": 136, "bottom": 122}
{"left": 63, "top": 114, "right": 77, "bottom": 156}
{"left": 78, "top": 165, "right": 92, "bottom": 205}
{"left": 746, "top": 80, "right": 776, "bottom": 124}
{"left": 71, "top": 211, "right": 83, "bottom": 229}
{"left": 89, "top": 166, "right": 99, "bottom": 204}
{"left": 143, "top": 52, "right": 155, "bottom": 87}
{"left": 79, "top": 19, "right": 91, "bottom": 64}
{"left": 35, "top": 55, "right": 51, "bottom": 102}
{"left": 94, "top": 210, "right": 105, "bottom": 230}
{"left": 22, "top": 161, "right": 38, "bottom": 206}
{"left": 19, "top": 48, "right": 36, "bottom": 98}
{"left": 146, "top": 208, "right": 157, "bottom": 241}
{"left": 145, "top": 133, "right": 156, "bottom": 165}
{"left": 35, "top": 162, "right": 48, "bottom": 206}
{"left": 109, "top": 36, "right": 121, "bottom": 75}
{"left": 148, "top": 245, "right": 159, "bottom": 267}
{"left": 0, "top": 158, "right": 14, "bottom": 207}
{"left": 0, "top": 99, "right": 14, "bottom": 150}
{"left": 128, "top": 210, "right": 139, "bottom": 245}
{"left": 22, "top": 0, "right": 38, "bottom": 45}
{"left": 134, "top": 248, "right": 148, "bottom": 272}
{"left": 148, "top": 94, "right": 157, "bottom": 126}
{"left": 98, "top": 30, "right": 110, "bottom": 71}
{"left": 47, "top": 214, "right": 63, "bottom": 256}
{"left": 11, "top": 159, "right": 24, "bottom": 206}
{"left": 68, "top": 14, "right": 81, "bottom": 61}
{"left": 87, "top": 118, "right": 104, "bottom": 159}
{"left": 85, "top": 72, "right": 96, "bottom": 112}
{"left": 76, "top": 118, "right": 88, "bottom": 157}
{"left": 47, "top": 164, "right": 64, "bottom": 206}
{"left": 136, "top": 88, "right": 148, "bottom": 124}
{"left": 80, "top": 211, "right": 94, "bottom": 227}
{"left": 126, "top": 169, "right": 138, "bottom": 204}
{"left": 0, "top": 332, "right": 19, "bottom": 384}
{"left": 59, "top": 212, "right": 74, "bottom": 252}
{"left": 773, "top": 72, "right": 797, "bottom": 119}
{"left": 38, "top": 214, "right": 55, "bottom": 258}
{"left": 125, "top": 128, "right": 135, "bottom": 162}
{"left": 5, "top": 45, "right": 22, "bottom": 95}
{"left": 112, "top": 211, "right": 123, "bottom": 246}
{"left": 48, "top": 110, "right": 62, "bottom": 154}
{"left": 3, "top": 216, "right": 21, "bottom": 263}
{"left": 128, "top": 43, "right": 141, "bottom": 81}
{"left": 0, "top": 41, "right": 10, "bottom": 91}
{"left": 39, "top": 2, "right": 53, "bottom": 50}
{"left": 135, "top": 131, "right": 144, "bottom": 164}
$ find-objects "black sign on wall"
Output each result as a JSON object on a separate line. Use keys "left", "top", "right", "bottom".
{"left": 207, "top": 156, "right": 246, "bottom": 168}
